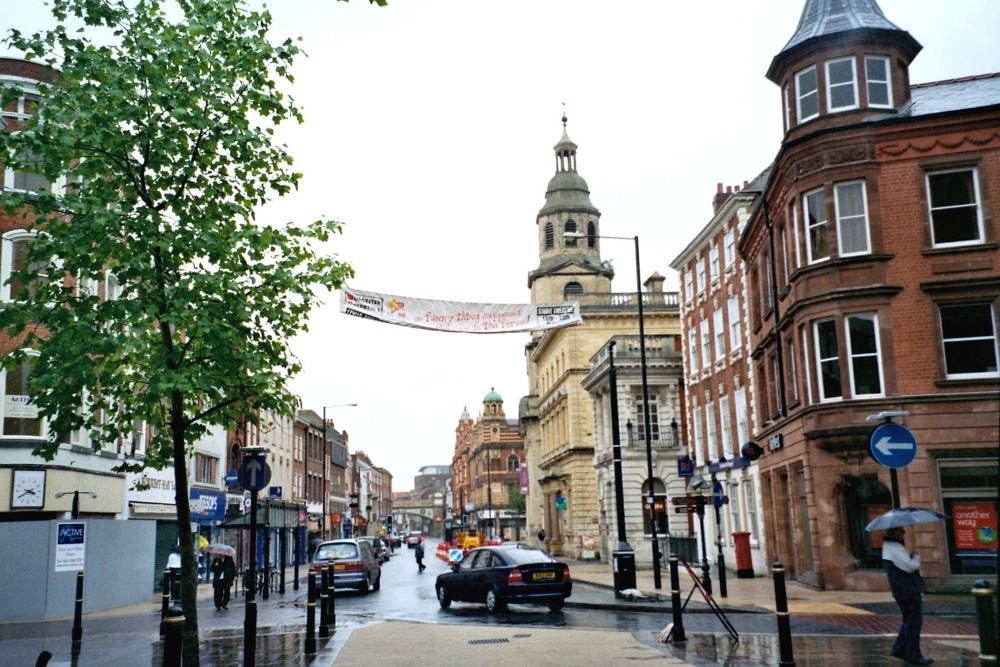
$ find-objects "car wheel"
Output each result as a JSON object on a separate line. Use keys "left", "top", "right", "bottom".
{"left": 359, "top": 575, "right": 370, "bottom": 595}
{"left": 547, "top": 599, "right": 564, "bottom": 612}
{"left": 436, "top": 584, "right": 451, "bottom": 609}
{"left": 485, "top": 587, "right": 505, "bottom": 614}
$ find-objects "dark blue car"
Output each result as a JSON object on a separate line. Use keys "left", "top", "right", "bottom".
{"left": 435, "top": 543, "right": 572, "bottom": 613}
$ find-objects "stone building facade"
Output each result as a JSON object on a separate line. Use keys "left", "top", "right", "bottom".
{"left": 522, "top": 117, "right": 683, "bottom": 563}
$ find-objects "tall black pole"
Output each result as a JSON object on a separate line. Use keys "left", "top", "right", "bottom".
{"left": 609, "top": 342, "right": 636, "bottom": 597}
{"left": 245, "top": 486, "right": 258, "bottom": 667}
{"left": 322, "top": 407, "right": 328, "bottom": 540}
{"left": 609, "top": 342, "right": 628, "bottom": 545}
{"left": 635, "top": 235, "right": 662, "bottom": 589}
{"left": 71, "top": 491, "right": 80, "bottom": 520}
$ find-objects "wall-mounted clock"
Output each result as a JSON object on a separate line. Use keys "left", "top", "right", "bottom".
{"left": 11, "top": 469, "right": 46, "bottom": 509}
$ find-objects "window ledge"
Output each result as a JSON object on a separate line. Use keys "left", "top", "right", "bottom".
{"left": 934, "top": 376, "right": 1000, "bottom": 389}
{"left": 922, "top": 241, "right": 999, "bottom": 257}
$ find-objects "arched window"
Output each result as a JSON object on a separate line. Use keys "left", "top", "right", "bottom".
{"left": 587, "top": 221, "right": 596, "bottom": 248}
{"left": 563, "top": 282, "right": 583, "bottom": 298}
{"left": 844, "top": 475, "right": 892, "bottom": 569}
{"left": 506, "top": 454, "right": 519, "bottom": 471}
{"left": 564, "top": 220, "right": 577, "bottom": 246}
{"left": 641, "top": 478, "right": 668, "bottom": 536}
{"left": 544, "top": 222, "right": 554, "bottom": 249}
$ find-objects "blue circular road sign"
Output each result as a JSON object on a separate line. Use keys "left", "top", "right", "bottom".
{"left": 870, "top": 423, "right": 917, "bottom": 469}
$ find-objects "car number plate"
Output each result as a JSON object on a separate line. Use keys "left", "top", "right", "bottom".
{"left": 334, "top": 564, "right": 346, "bottom": 570}
{"left": 534, "top": 571, "right": 556, "bottom": 580}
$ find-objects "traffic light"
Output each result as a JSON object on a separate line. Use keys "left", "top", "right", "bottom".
{"left": 386, "top": 515, "right": 393, "bottom": 530}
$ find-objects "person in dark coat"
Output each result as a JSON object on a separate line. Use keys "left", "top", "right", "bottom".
{"left": 211, "top": 554, "right": 237, "bottom": 610}
{"left": 882, "top": 526, "right": 932, "bottom": 665}
{"left": 415, "top": 537, "right": 426, "bottom": 572}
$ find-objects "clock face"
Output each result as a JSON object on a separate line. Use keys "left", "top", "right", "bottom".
{"left": 12, "top": 469, "right": 45, "bottom": 509}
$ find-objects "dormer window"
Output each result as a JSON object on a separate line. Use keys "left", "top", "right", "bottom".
{"left": 865, "top": 56, "right": 892, "bottom": 108}
{"left": 826, "top": 57, "right": 858, "bottom": 111}
{"left": 795, "top": 65, "right": 819, "bottom": 122}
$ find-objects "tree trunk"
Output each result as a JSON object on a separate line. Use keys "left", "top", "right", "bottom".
{"left": 173, "top": 388, "right": 201, "bottom": 666}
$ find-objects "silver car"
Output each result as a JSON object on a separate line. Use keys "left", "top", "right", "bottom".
{"left": 311, "top": 539, "right": 382, "bottom": 594}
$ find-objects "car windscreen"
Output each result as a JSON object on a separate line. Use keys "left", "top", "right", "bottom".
{"left": 316, "top": 543, "right": 358, "bottom": 560}
{"left": 502, "top": 548, "right": 557, "bottom": 565}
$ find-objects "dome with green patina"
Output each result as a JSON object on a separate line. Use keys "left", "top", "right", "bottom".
{"left": 483, "top": 388, "right": 502, "bottom": 402}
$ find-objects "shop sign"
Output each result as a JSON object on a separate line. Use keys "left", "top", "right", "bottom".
{"left": 952, "top": 501, "right": 997, "bottom": 552}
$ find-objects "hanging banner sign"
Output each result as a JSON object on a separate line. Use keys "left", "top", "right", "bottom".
{"left": 340, "top": 287, "right": 582, "bottom": 334}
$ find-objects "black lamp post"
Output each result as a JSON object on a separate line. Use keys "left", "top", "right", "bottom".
{"left": 607, "top": 341, "right": 636, "bottom": 596}
{"left": 568, "top": 231, "right": 662, "bottom": 589}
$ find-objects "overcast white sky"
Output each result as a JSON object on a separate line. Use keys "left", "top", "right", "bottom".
{"left": 6, "top": 1, "right": 1000, "bottom": 489}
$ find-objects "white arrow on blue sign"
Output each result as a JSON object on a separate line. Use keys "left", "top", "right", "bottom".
{"left": 870, "top": 423, "right": 917, "bottom": 469}
{"left": 241, "top": 453, "right": 270, "bottom": 490}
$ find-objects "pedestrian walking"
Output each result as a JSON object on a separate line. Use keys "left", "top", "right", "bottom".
{"left": 881, "top": 526, "right": 933, "bottom": 665}
{"left": 211, "top": 554, "right": 237, "bottom": 610}
{"left": 415, "top": 537, "right": 426, "bottom": 572}
{"left": 537, "top": 528, "right": 546, "bottom": 549}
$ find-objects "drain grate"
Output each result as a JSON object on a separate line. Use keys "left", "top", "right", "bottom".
{"left": 468, "top": 638, "right": 511, "bottom": 645}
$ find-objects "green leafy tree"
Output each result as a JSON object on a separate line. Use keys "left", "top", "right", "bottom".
{"left": 1, "top": 0, "right": 381, "bottom": 660}
{"left": 506, "top": 484, "right": 526, "bottom": 516}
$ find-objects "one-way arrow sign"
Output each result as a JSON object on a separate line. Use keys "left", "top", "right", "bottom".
{"left": 870, "top": 423, "right": 917, "bottom": 469}
{"left": 241, "top": 453, "right": 271, "bottom": 491}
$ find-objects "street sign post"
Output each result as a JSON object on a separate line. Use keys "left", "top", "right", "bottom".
{"left": 870, "top": 423, "right": 917, "bottom": 469}
{"left": 241, "top": 454, "right": 271, "bottom": 491}
{"left": 869, "top": 420, "right": 917, "bottom": 509}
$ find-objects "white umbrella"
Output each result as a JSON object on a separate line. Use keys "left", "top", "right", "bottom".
{"left": 864, "top": 507, "right": 949, "bottom": 532}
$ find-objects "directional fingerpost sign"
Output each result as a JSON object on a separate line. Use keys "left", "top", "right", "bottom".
{"left": 241, "top": 453, "right": 271, "bottom": 491}
{"left": 870, "top": 423, "right": 917, "bottom": 469}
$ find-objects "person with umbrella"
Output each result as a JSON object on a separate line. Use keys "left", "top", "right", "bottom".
{"left": 209, "top": 546, "right": 237, "bottom": 610}
{"left": 880, "top": 524, "right": 934, "bottom": 665}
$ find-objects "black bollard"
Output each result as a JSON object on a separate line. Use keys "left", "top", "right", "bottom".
{"left": 327, "top": 563, "right": 337, "bottom": 629}
{"left": 159, "top": 568, "right": 171, "bottom": 636}
{"left": 244, "top": 600, "right": 257, "bottom": 667}
{"left": 972, "top": 579, "right": 997, "bottom": 666}
{"left": 772, "top": 562, "right": 795, "bottom": 667}
{"left": 304, "top": 571, "right": 317, "bottom": 655}
{"left": 71, "top": 571, "right": 84, "bottom": 644}
{"left": 162, "top": 605, "right": 184, "bottom": 667}
{"left": 668, "top": 554, "right": 687, "bottom": 642}
{"left": 318, "top": 566, "right": 329, "bottom": 639}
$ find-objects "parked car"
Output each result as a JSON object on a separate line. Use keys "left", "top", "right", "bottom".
{"left": 434, "top": 544, "right": 572, "bottom": 613}
{"left": 389, "top": 533, "right": 402, "bottom": 548}
{"left": 359, "top": 536, "right": 389, "bottom": 563}
{"left": 311, "top": 539, "right": 381, "bottom": 594}
{"left": 405, "top": 531, "right": 423, "bottom": 548}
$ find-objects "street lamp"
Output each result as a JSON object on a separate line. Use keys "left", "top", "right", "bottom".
{"left": 322, "top": 403, "right": 357, "bottom": 539}
{"left": 567, "top": 231, "right": 662, "bottom": 589}
{"left": 54, "top": 490, "right": 97, "bottom": 519}
{"left": 607, "top": 341, "right": 636, "bottom": 597}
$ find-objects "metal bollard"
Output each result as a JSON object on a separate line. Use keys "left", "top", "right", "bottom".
{"left": 973, "top": 579, "right": 997, "bottom": 666}
{"left": 159, "top": 568, "right": 171, "bottom": 636}
{"left": 71, "top": 571, "right": 84, "bottom": 644}
{"left": 318, "top": 566, "right": 329, "bottom": 639}
{"left": 305, "top": 572, "right": 317, "bottom": 655}
{"left": 772, "top": 562, "right": 795, "bottom": 667}
{"left": 244, "top": 599, "right": 257, "bottom": 667}
{"left": 327, "top": 563, "right": 337, "bottom": 629}
{"left": 667, "top": 554, "right": 687, "bottom": 642}
{"left": 162, "top": 605, "right": 184, "bottom": 667}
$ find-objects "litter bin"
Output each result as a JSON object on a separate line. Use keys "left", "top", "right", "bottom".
{"left": 732, "top": 531, "right": 754, "bottom": 578}
{"left": 612, "top": 547, "right": 636, "bottom": 598}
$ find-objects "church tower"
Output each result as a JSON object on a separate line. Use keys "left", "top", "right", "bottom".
{"left": 527, "top": 115, "right": 613, "bottom": 304}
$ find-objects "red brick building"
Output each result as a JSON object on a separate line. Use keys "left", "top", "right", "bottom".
{"left": 740, "top": 0, "right": 999, "bottom": 591}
